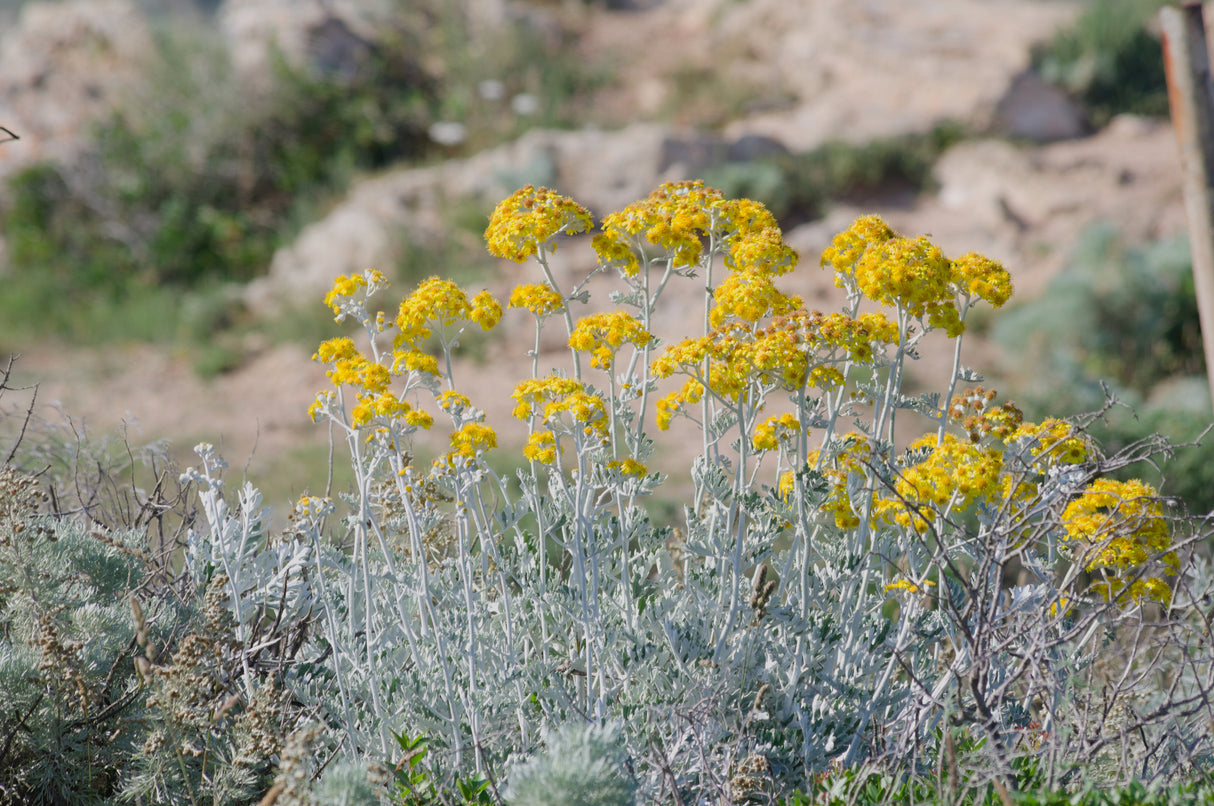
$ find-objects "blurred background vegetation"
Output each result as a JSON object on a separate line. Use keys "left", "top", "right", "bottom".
{"left": 1032, "top": 0, "right": 1170, "bottom": 126}
{"left": 0, "top": 0, "right": 1173, "bottom": 343}
{"left": 0, "top": 0, "right": 610, "bottom": 351}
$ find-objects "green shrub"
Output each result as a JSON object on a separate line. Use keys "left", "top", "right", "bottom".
{"left": 0, "top": 370, "right": 319, "bottom": 804}
{"left": 0, "top": 14, "right": 434, "bottom": 346}
{"left": 1032, "top": 0, "right": 1169, "bottom": 126}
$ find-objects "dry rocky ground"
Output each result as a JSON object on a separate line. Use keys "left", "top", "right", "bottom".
{"left": 0, "top": 0, "right": 1191, "bottom": 510}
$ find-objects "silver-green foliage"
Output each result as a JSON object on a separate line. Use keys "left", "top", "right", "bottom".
{"left": 504, "top": 722, "right": 636, "bottom": 806}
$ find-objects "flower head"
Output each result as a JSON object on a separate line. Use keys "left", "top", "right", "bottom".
{"left": 448, "top": 422, "right": 498, "bottom": 459}
{"left": 593, "top": 181, "right": 723, "bottom": 275}
{"left": 725, "top": 225, "right": 798, "bottom": 276}
{"left": 1062, "top": 478, "right": 1176, "bottom": 599}
{"left": 509, "top": 283, "right": 565, "bottom": 319}
{"left": 569, "top": 311, "right": 655, "bottom": 370}
{"left": 821, "top": 215, "right": 897, "bottom": 283}
{"left": 323, "top": 269, "right": 390, "bottom": 320}
{"left": 752, "top": 412, "right": 802, "bottom": 452}
{"left": 951, "top": 252, "right": 1013, "bottom": 308}
{"left": 512, "top": 376, "right": 609, "bottom": 439}
{"left": 486, "top": 185, "right": 593, "bottom": 262}
{"left": 395, "top": 278, "right": 502, "bottom": 350}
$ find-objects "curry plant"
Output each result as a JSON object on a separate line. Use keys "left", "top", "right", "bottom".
{"left": 181, "top": 183, "right": 1213, "bottom": 803}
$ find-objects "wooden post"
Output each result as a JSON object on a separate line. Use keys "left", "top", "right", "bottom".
{"left": 1161, "top": 3, "right": 1214, "bottom": 410}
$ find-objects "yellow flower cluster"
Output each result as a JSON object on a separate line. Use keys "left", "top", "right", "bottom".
{"left": 1062, "top": 478, "right": 1177, "bottom": 603}
{"left": 323, "top": 269, "right": 389, "bottom": 318}
{"left": 569, "top": 311, "right": 655, "bottom": 370}
{"left": 948, "top": 386, "right": 1024, "bottom": 443}
{"left": 884, "top": 578, "right": 935, "bottom": 595}
{"left": 856, "top": 236, "right": 955, "bottom": 322}
{"left": 314, "top": 336, "right": 360, "bottom": 365}
{"left": 512, "top": 376, "right": 610, "bottom": 464}
{"left": 294, "top": 495, "right": 335, "bottom": 519}
{"left": 816, "top": 435, "right": 876, "bottom": 529}
{"left": 395, "top": 278, "right": 502, "bottom": 351}
{"left": 951, "top": 252, "right": 1014, "bottom": 308}
{"left": 654, "top": 308, "right": 898, "bottom": 424}
{"left": 312, "top": 273, "right": 504, "bottom": 436}
{"left": 814, "top": 311, "right": 900, "bottom": 363}
{"left": 722, "top": 218, "right": 798, "bottom": 276}
{"left": 437, "top": 390, "right": 473, "bottom": 414}
{"left": 446, "top": 422, "right": 498, "bottom": 460}
{"left": 876, "top": 433, "right": 1004, "bottom": 532}
{"left": 523, "top": 430, "right": 559, "bottom": 464}
{"left": 593, "top": 181, "right": 723, "bottom": 274}
{"left": 509, "top": 283, "right": 565, "bottom": 318}
{"left": 777, "top": 434, "right": 873, "bottom": 529}
{"left": 752, "top": 412, "right": 802, "bottom": 452}
{"left": 820, "top": 215, "right": 897, "bottom": 279}
{"left": 708, "top": 270, "right": 801, "bottom": 328}
{"left": 606, "top": 458, "right": 648, "bottom": 478}
{"left": 821, "top": 216, "right": 1013, "bottom": 336}
{"left": 654, "top": 378, "right": 704, "bottom": 432}
{"left": 1006, "top": 417, "right": 1091, "bottom": 468}
{"left": 311, "top": 334, "right": 435, "bottom": 430}
{"left": 485, "top": 185, "right": 593, "bottom": 263}
{"left": 589, "top": 181, "right": 795, "bottom": 278}
{"left": 351, "top": 392, "right": 433, "bottom": 430}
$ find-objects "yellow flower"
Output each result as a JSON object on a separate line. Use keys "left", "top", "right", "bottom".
{"left": 324, "top": 353, "right": 391, "bottom": 395}
{"left": 777, "top": 469, "right": 796, "bottom": 499}
{"left": 594, "top": 181, "right": 724, "bottom": 274}
{"left": 308, "top": 391, "right": 336, "bottom": 422}
{"left": 606, "top": 458, "right": 648, "bottom": 478}
{"left": 449, "top": 422, "right": 498, "bottom": 458}
{"left": 655, "top": 378, "right": 703, "bottom": 431}
{"left": 313, "top": 337, "right": 360, "bottom": 364}
{"left": 716, "top": 197, "right": 779, "bottom": 237}
{"left": 708, "top": 270, "right": 800, "bottom": 328}
{"left": 509, "top": 283, "right": 565, "bottom": 318}
{"left": 392, "top": 349, "right": 440, "bottom": 376}
{"left": 885, "top": 578, "right": 935, "bottom": 595}
{"left": 726, "top": 225, "right": 797, "bottom": 276}
{"left": 1062, "top": 478, "right": 1175, "bottom": 603}
{"left": 569, "top": 311, "right": 655, "bottom": 370}
{"left": 485, "top": 185, "right": 593, "bottom": 262}
{"left": 820, "top": 215, "right": 897, "bottom": 282}
{"left": 349, "top": 391, "right": 428, "bottom": 429}
{"left": 511, "top": 376, "right": 609, "bottom": 437}
{"left": 470, "top": 290, "right": 503, "bottom": 330}
{"left": 438, "top": 391, "right": 473, "bottom": 413}
{"left": 395, "top": 278, "right": 502, "bottom": 350}
{"left": 752, "top": 412, "right": 802, "bottom": 452}
{"left": 523, "top": 430, "right": 559, "bottom": 464}
{"left": 855, "top": 236, "right": 955, "bottom": 320}
{"left": 950, "top": 252, "right": 1013, "bottom": 308}
{"left": 820, "top": 218, "right": 1014, "bottom": 328}
{"left": 1007, "top": 418, "right": 1091, "bottom": 468}
{"left": 794, "top": 433, "right": 874, "bottom": 530}
{"left": 322, "top": 269, "right": 389, "bottom": 314}
{"left": 879, "top": 434, "right": 1004, "bottom": 532}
